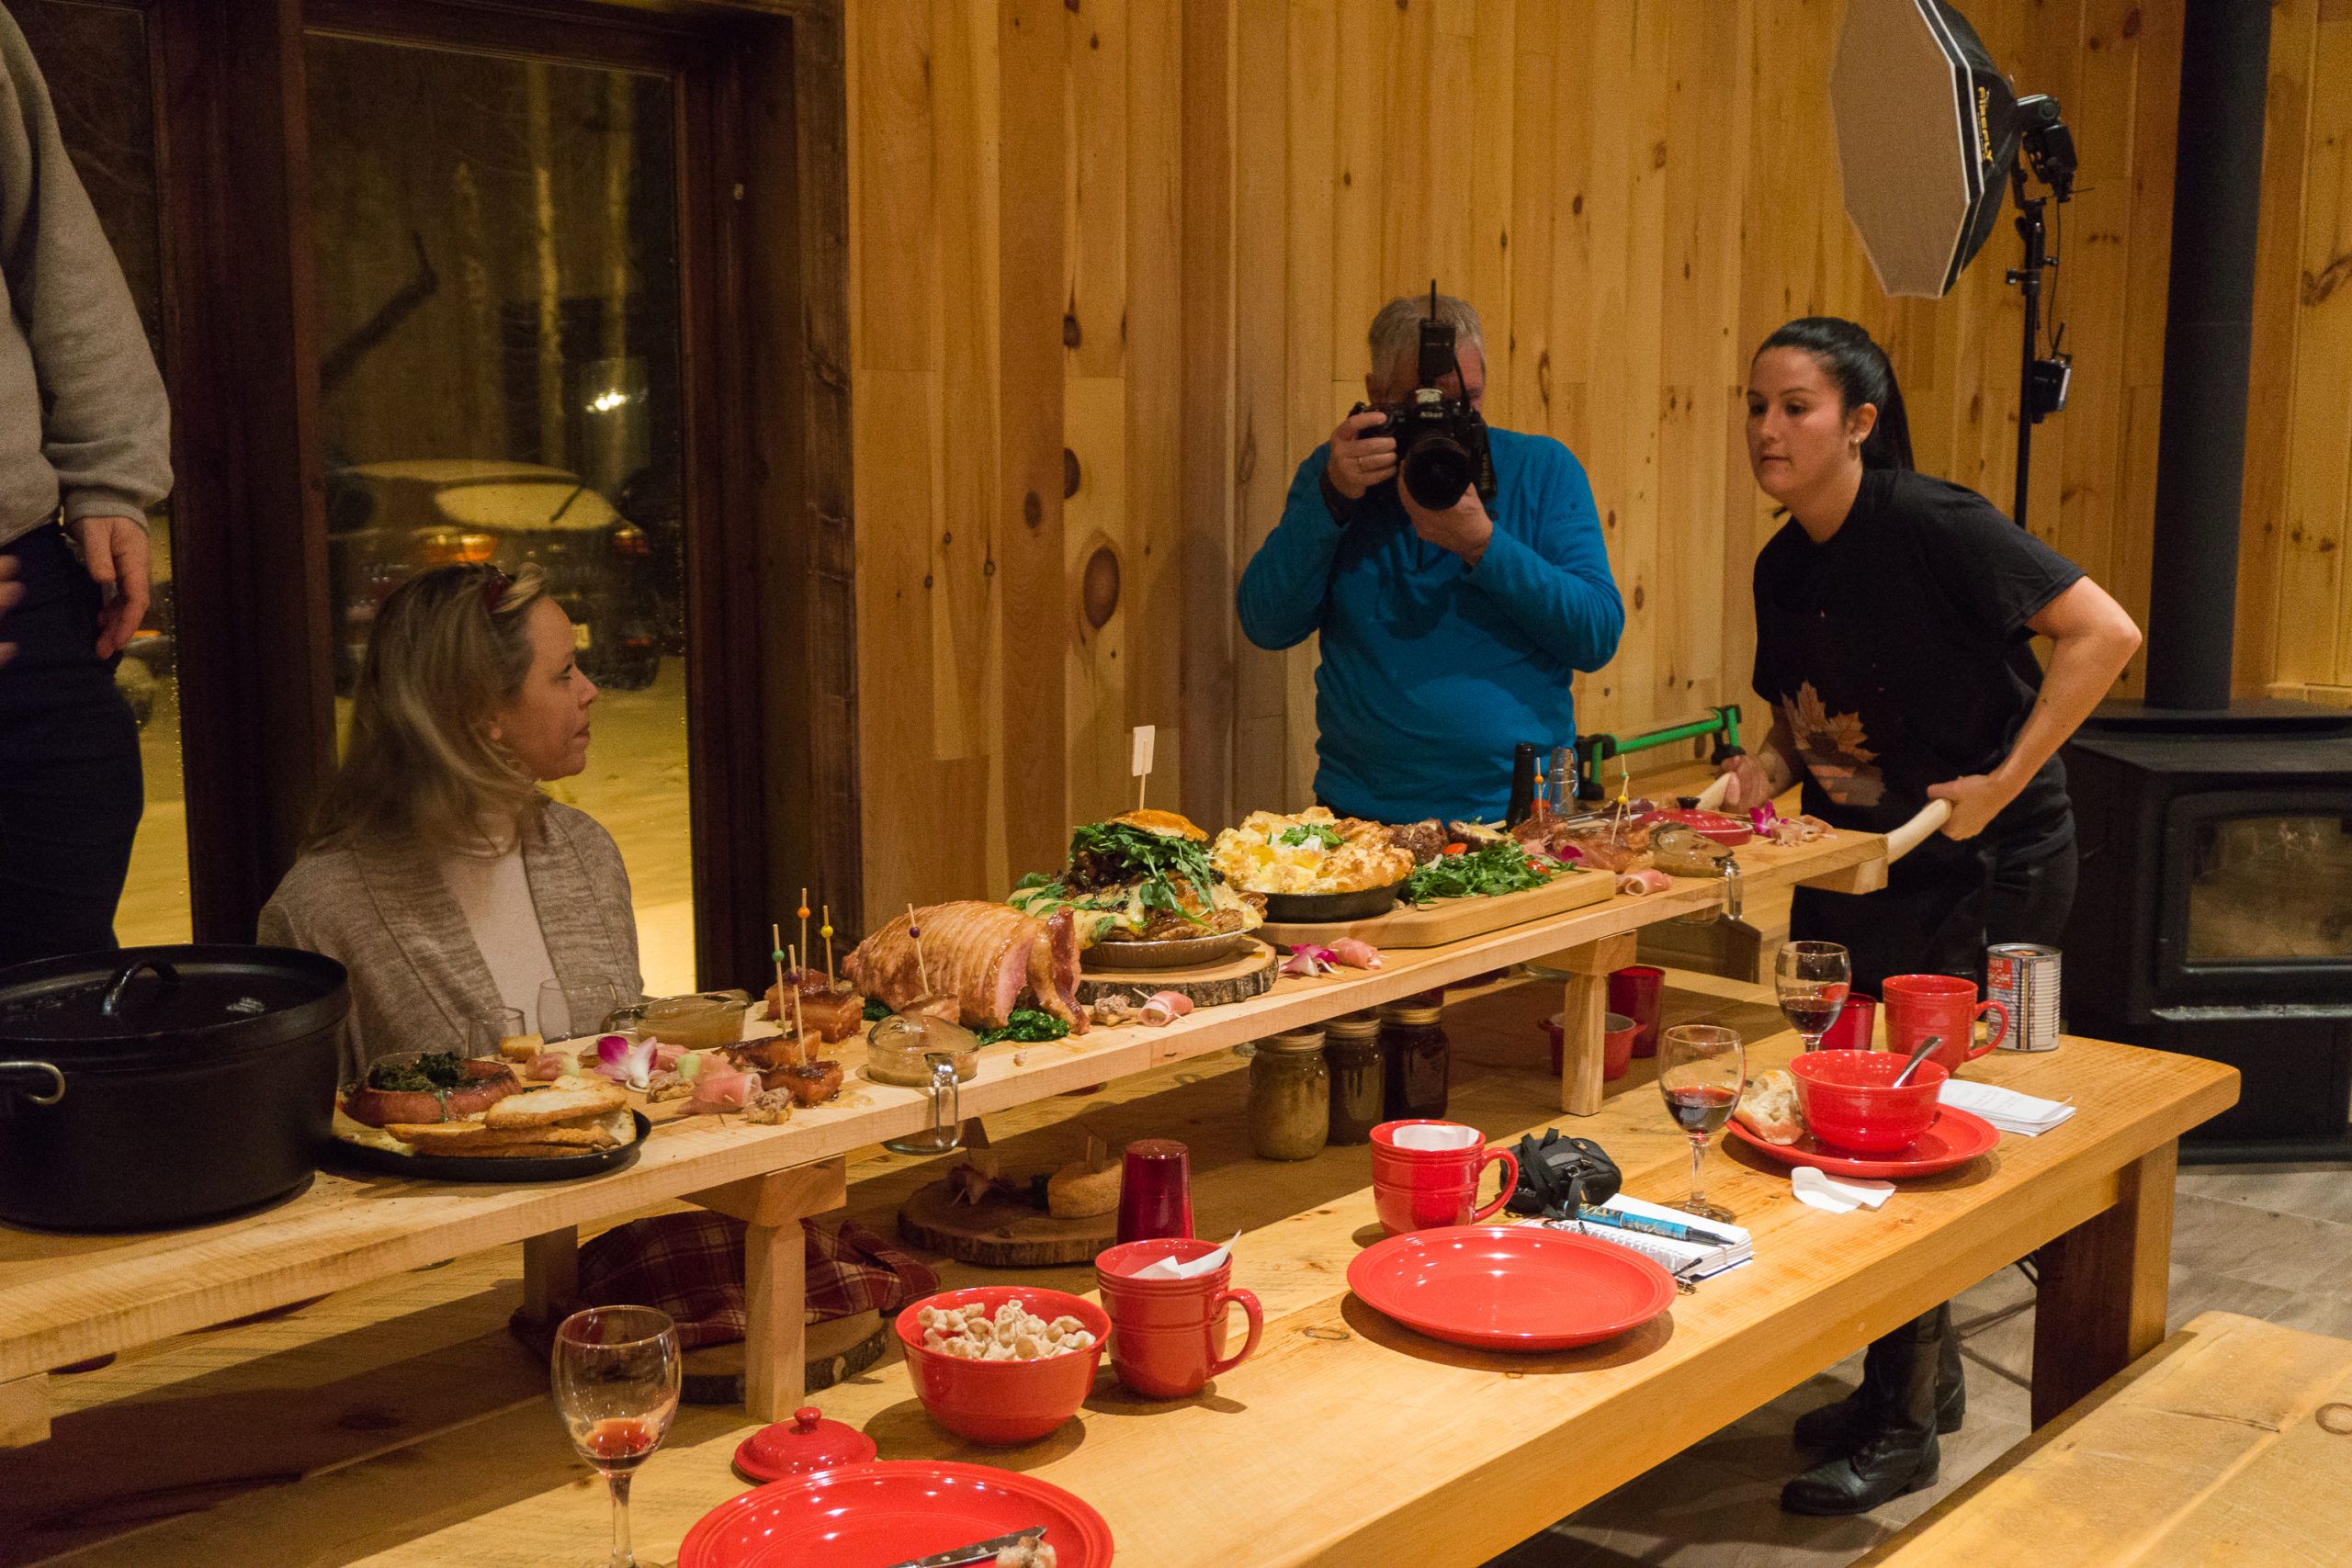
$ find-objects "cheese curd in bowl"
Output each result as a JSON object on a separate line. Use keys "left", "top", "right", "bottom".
{"left": 1211, "top": 807, "right": 1417, "bottom": 895}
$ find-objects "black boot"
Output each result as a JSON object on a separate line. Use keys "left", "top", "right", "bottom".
{"left": 1780, "top": 1303, "right": 1945, "bottom": 1516}
{"left": 1791, "top": 1314, "right": 1965, "bottom": 1451}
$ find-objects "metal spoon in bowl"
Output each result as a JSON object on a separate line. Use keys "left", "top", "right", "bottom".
{"left": 1890, "top": 1034, "right": 1944, "bottom": 1089}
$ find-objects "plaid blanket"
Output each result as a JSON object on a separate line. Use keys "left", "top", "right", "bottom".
{"left": 573, "top": 1213, "right": 939, "bottom": 1351}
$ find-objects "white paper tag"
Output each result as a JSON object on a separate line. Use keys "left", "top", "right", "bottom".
{"left": 1131, "top": 725, "right": 1157, "bottom": 778}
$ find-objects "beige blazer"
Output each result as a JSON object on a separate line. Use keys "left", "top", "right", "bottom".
{"left": 258, "top": 802, "right": 644, "bottom": 1077}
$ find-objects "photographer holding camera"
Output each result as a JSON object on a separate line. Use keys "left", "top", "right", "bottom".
{"left": 1237, "top": 290, "right": 1622, "bottom": 821}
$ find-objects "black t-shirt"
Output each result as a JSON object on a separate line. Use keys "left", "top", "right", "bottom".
{"left": 1750, "top": 468, "right": 2084, "bottom": 840}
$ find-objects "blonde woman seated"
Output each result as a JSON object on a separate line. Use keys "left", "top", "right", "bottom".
{"left": 261, "top": 563, "right": 642, "bottom": 1074}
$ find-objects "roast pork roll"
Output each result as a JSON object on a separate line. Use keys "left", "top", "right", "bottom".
{"left": 845, "top": 901, "right": 1089, "bottom": 1033}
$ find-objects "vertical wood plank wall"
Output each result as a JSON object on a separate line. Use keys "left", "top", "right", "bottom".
{"left": 845, "top": 0, "right": 2339, "bottom": 920}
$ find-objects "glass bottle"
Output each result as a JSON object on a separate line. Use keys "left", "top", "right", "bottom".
{"left": 1322, "top": 1011, "right": 1385, "bottom": 1145}
{"left": 1248, "top": 1029, "right": 1330, "bottom": 1161}
{"left": 1379, "top": 998, "right": 1450, "bottom": 1122}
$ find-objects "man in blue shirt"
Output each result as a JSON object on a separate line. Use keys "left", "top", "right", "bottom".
{"left": 1236, "top": 292, "right": 1623, "bottom": 822}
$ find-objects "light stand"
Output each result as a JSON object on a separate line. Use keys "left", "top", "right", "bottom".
{"left": 2005, "top": 95, "right": 2076, "bottom": 529}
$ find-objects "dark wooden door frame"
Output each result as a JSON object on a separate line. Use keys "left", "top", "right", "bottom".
{"left": 152, "top": 0, "right": 860, "bottom": 980}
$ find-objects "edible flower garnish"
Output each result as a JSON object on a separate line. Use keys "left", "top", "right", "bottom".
{"left": 594, "top": 1032, "right": 656, "bottom": 1090}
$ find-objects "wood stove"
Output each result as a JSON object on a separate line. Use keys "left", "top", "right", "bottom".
{"left": 2064, "top": 705, "right": 2352, "bottom": 1159}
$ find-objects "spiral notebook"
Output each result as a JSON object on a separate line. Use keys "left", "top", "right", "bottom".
{"left": 1547, "top": 1194, "right": 1754, "bottom": 1283}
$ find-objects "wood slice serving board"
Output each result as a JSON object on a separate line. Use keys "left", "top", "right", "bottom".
{"left": 1256, "top": 867, "right": 1615, "bottom": 949}
{"left": 1072, "top": 938, "right": 1278, "bottom": 1009}
{"left": 898, "top": 1175, "right": 1120, "bottom": 1267}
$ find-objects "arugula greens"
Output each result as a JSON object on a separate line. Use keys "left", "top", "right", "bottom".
{"left": 1065, "top": 821, "right": 1220, "bottom": 927}
{"left": 1275, "top": 821, "right": 1345, "bottom": 852}
{"left": 864, "top": 995, "right": 893, "bottom": 1022}
{"left": 976, "top": 1009, "right": 1073, "bottom": 1046}
{"left": 1402, "top": 840, "right": 1555, "bottom": 903}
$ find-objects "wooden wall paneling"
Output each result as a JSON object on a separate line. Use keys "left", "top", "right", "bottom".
{"left": 1124, "top": 0, "right": 1183, "bottom": 765}
{"left": 2276, "top": 0, "right": 2352, "bottom": 685}
{"left": 2112, "top": 0, "right": 2182, "bottom": 695}
{"left": 1505, "top": 0, "right": 1555, "bottom": 446}
{"left": 2050, "top": 0, "right": 2138, "bottom": 596}
{"left": 1231, "top": 0, "right": 1289, "bottom": 818}
{"left": 1702, "top": 4, "right": 1754, "bottom": 724}
{"left": 998, "top": 0, "right": 1070, "bottom": 880}
{"left": 1178, "top": 0, "right": 1236, "bottom": 833}
{"left": 1613, "top": 6, "right": 1671, "bottom": 739}
{"left": 1063, "top": 0, "right": 1131, "bottom": 835}
{"left": 1379, "top": 0, "right": 1433, "bottom": 299}
{"left": 1330, "top": 0, "right": 1394, "bottom": 384}
{"left": 1564, "top": 2, "right": 1626, "bottom": 743}
{"left": 1653, "top": 3, "right": 1704, "bottom": 721}
{"left": 1469, "top": 0, "right": 1515, "bottom": 431}
{"left": 2010, "top": 0, "right": 2079, "bottom": 555}
{"left": 2235, "top": 0, "right": 2317, "bottom": 697}
{"left": 1282, "top": 0, "right": 1337, "bottom": 809}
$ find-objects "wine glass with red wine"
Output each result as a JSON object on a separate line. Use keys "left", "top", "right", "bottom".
{"left": 1775, "top": 941, "right": 1852, "bottom": 1053}
{"left": 553, "top": 1305, "right": 682, "bottom": 1568}
{"left": 1657, "top": 1024, "right": 1746, "bottom": 1223}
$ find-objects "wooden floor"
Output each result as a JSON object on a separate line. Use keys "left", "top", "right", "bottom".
{"left": 0, "top": 967, "right": 2320, "bottom": 1568}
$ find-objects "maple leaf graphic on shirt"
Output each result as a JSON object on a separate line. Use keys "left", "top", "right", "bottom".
{"left": 1781, "top": 682, "right": 1885, "bottom": 808}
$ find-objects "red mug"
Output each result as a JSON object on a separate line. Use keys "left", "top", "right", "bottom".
{"left": 1095, "top": 1237, "right": 1264, "bottom": 1399}
{"left": 1818, "top": 992, "right": 1877, "bottom": 1053}
{"left": 1607, "top": 966, "right": 1666, "bottom": 1058}
{"left": 1540, "top": 1011, "right": 1638, "bottom": 1080}
{"left": 1882, "top": 975, "right": 2007, "bottom": 1077}
{"left": 1369, "top": 1121, "right": 1520, "bottom": 1235}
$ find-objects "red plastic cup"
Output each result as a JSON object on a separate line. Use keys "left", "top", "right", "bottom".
{"left": 1883, "top": 976, "right": 2007, "bottom": 1078}
{"left": 1116, "top": 1139, "right": 1193, "bottom": 1245}
{"left": 1095, "top": 1237, "right": 1264, "bottom": 1399}
{"left": 1787, "top": 1048, "right": 1948, "bottom": 1154}
{"left": 1608, "top": 966, "right": 1666, "bottom": 1058}
{"left": 1369, "top": 1121, "right": 1520, "bottom": 1235}
{"left": 1818, "top": 991, "right": 1877, "bottom": 1053}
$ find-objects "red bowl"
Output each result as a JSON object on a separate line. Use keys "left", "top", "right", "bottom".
{"left": 893, "top": 1286, "right": 1111, "bottom": 1445}
{"left": 1787, "top": 1049, "right": 1948, "bottom": 1154}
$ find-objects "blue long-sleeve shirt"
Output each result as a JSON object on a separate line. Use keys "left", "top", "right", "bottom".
{"left": 1237, "top": 429, "right": 1623, "bottom": 821}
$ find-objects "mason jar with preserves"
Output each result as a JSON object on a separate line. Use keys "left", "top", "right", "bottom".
{"left": 1248, "top": 1028, "right": 1330, "bottom": 1160}
{"left": 1379, "top": 998, "right": 1450, "bottom": 1122}
{"left": 1322, "top": 1012, "right": 1385, "bottom": 1145}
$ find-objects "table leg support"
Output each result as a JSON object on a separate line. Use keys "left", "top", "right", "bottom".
{"left": 1555, "top": 932, "right": 1637, "bottom": 1116}
{"left": 687, "top": 1158, "right": 850, "bottom": 1421}
{"left": 2030, "top": 1137, "right": 2177, "bottom": 1428}
{"left": 0, "top": 1371, "right": 48, "bottom": 1448}
{"left": 521, "top": 1226, "right": 580, "bottom": 1325}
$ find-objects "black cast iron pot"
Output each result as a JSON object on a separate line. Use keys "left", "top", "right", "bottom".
{"left": 0, "top": 945, "right": 348, "bottom": 1232}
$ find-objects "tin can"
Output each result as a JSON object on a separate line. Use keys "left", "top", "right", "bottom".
{"left": 1987, "top": 942, "right": 2062, "bottom": 1052}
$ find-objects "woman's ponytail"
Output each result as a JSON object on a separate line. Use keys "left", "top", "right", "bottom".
{"left": 1757, "top": 317, "right": 1915, "bottom": 472}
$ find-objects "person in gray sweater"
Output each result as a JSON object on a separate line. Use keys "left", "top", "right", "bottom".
{"left": 0, "top": 6, "right": 173, "bottom": 966}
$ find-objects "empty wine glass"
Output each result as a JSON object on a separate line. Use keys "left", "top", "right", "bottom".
{"left": 539, "top": 979, "right": 622, "bottom": 1043}
{"left": 1657, "top": 1023, "right": 1746, "bottom": 1223}
{"left": 1776, "top": 941, "right": 1851, "bottom": 1053}
{"left": 467, "top": 1005, "right": 526, "bottom": 1059}
{"left": 552, "top": 1305, "right": 681, "bottom": 1568}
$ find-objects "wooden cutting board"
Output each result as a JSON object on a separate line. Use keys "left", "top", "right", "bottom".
{"left": 897, "top": 1174, "right": 1121, "bottom": 1267}
{"left": 1255, "top": 866, "right": 1615, "bottom": 949}
{"left": 1072, "top": 938, "right": 1279, "bottom": 1009}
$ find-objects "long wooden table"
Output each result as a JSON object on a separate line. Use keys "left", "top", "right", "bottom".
{"left": 0, "top": 829, "right": 1891, "bottom": 1442}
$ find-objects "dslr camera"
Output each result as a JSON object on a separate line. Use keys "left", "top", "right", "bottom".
{"left": 1351, "top": 283, "right": 1498, "bottom": 511}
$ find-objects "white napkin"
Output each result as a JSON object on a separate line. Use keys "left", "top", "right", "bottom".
{"left": 1938, "top": 1078, "right": 2075, "bottom": 1136}
{"left": 1792, "top": 1165, "right": 1895, "bottom": 1213}
{"left": 1128, "top": 1231, "right": 1240, "bottom": 1280}
{"left": 1390, "top": 1122, "right": 1481, "bottom": 1151}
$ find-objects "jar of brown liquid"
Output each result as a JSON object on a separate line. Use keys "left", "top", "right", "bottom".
{"left": 1379, "top": 998, "right": 1450, "bottom": 1122}
{"left": 1322, "top": 1012, "right": 1385, "bottom": 1145}
{"left": 1249, "top": 1029, "right": 1330, "bottom": 1161}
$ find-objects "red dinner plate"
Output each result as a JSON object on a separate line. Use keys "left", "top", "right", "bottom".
{"left": 679, "top": 1461, "right": 1114, "bottom": 1568}
{"left": 1726, "top": 1103, "right": 2000, "bottom": 1179}
{"left": 1346, "top": 1225, "right": 1677, "bottom": 1351}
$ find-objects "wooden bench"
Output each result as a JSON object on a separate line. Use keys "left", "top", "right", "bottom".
{"left": 1860, "top": 1310, "right": 2352, "bottom": 1565}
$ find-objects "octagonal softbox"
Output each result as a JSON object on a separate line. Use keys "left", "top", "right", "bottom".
{"left": 1832, "top": 0, "right": 2021, "bottom": 298}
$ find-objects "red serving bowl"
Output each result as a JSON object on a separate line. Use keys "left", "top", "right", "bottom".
{"left": 893, "top": 1286, "right": 1111, "bottom": 1445}
{"left": 1787, "top": 1049, "right": 1948, "bottom": 1154}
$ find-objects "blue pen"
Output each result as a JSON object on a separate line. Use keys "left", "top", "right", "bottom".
{"left": 1575, "top": 1203, "right": 1739, "bottom": 1250}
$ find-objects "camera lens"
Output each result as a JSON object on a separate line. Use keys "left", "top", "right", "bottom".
{"left": 1401, "top": 439, "right": 1475, "bottom": 510}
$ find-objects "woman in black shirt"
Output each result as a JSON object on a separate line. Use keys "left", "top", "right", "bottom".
{"left": 1719, "top": 319, "right": 2141, "bottom": 1516}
